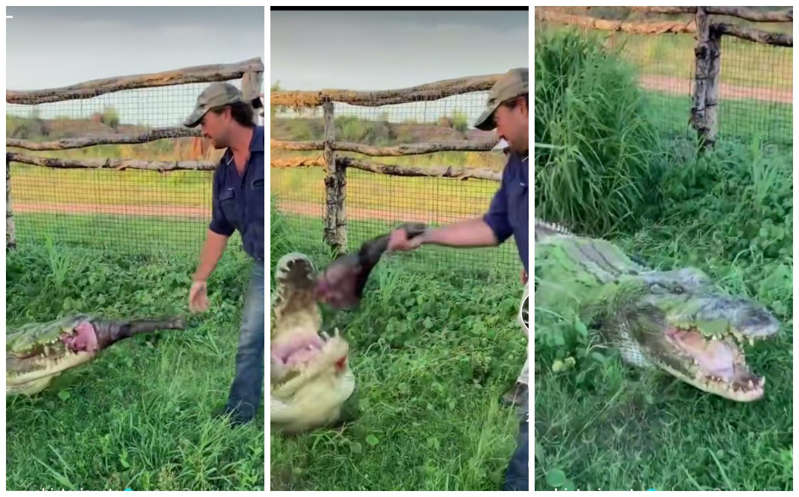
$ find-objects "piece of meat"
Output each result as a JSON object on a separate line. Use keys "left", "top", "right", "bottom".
{"left": 313, "top": 223, "right": 426, "bottom": 309}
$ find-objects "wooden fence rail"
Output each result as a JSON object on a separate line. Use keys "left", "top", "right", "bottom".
{"left": 271, "top": 73, "right": 501, "bottom": 108}
{"left": 7, "top": 152, "right": 216, "bottom": 172}
{"left": 7, "top": 127, "right": 202, "bottom": 151}
{"left": 271, "top": 137, "right": 498, "bottom": 156}
{"left": 7, "top": 57, "right": 264, "bottom": 105}
{"left": 536, "top": 7, "right": 792, "bottom": 147}
{"left": 272, "top": 156, "right": 502, "bottom": 182}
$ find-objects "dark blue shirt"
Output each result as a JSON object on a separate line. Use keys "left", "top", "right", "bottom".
{"left": 483, "top": 151, "right": 529, "bottom": 273}
{"left": 209, "top": 125, "right": 264, "bottom": 263}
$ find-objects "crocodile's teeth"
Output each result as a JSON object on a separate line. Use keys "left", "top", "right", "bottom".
{"left": 747, "top": 379, "right": 754, "bottom": 389}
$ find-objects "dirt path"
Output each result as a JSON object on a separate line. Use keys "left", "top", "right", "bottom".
{"left": 639, "top": 75, "right": 792, "bottom": 104}
{"left": 14, "top": 202, "right": 210, "bottom": 218}
{"left": 275, "top": 200, "right": 476, "bottom": 224}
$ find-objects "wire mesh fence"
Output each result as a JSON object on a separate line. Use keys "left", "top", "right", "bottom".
{"left": 271, "top": 87, "right": 523, "bottom": 275}
{"left": 535, "top": 7, "right": 792, "bottom": 148}
{"left": 7, "top": 78, "right": 257, "bottom": 255}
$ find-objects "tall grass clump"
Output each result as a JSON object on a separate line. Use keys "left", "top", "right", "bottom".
{"left": 535, "top": 29, "right": 662, "bottom": 236}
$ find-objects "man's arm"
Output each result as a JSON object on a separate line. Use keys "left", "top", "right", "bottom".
{"left": 421, "top": 217, "right": 499, "bottom": 247}
{"left": 193, "top": 229, "right": 229, "bottom": 282}
{"left": 387, "top": 217, "right": 498, "bottom": 251}
{"left": 389, "top": 163, "right": 512, "bottom": 252}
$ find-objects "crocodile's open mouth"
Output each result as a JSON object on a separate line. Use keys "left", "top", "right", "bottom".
{"left": 664, "top": 326, "right": 767, "bottom": 400}
{"left": 271, "top": 331, "right": 347, "bottom": 371}
{"left": 273, "top": 334, "right": 324, "bottom": 366}
{"left": 60, "top": 321, "right": 98, "bottom": 354}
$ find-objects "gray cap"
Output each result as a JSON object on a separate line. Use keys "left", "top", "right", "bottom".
{"left": 473, "top": 67, "right": 528, "bottom": 131}
{"left": 183, "top": 82, "right": 244, "bottom": 128}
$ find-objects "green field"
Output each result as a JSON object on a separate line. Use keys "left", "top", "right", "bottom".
{"left": 270, "top": 212, "right": 527, "bottom": 491}
{"left": 6, "top": 235, "right": 264, "bottom": 491}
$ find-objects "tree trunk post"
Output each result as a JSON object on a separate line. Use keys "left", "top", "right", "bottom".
{"left": 322, "top": 99, "right": 346, "bottom": 254}
{"left": 7, "top": 154, "right": 16, "bottom": 250}
{"left": 691, "top": 7, "right": 721, "bottom": 149}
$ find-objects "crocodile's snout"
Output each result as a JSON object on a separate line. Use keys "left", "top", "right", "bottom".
{"left": 736, "top": 305, "right": 780, "bottom": 338}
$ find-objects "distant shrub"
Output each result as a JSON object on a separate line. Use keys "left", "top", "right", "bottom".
{"left": 102, "top": 106, "right": 120, "bottom": 129}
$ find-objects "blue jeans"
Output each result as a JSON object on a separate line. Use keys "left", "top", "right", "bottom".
{"left": 503, "top": 395, "right": 529, "bottom": 490}
{"left": 225, "top": 260, "right": 264, "bottom": 422}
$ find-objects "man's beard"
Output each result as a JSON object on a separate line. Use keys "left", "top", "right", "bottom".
{"left": 211, "top": 135, "right": 229, "bottom": 149}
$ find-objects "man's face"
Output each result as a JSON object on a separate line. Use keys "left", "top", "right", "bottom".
{"left": 200, "top": 108, "right": 232, "bottom": 149}
{"left": 493, "top": 97, "right": 529, "bottom": 154}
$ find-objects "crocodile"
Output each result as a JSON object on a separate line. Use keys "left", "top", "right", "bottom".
{"left": 7, "top": 314, "right": 185, "bottom": 396}
{"left": 272, "top": 225, "right": 427, "bottom": 432}
{"left": 271, "top": 252, "right": 356, "bottom": 433}
{"left": 535, "top": 219, "right": 779, "bottom": 401}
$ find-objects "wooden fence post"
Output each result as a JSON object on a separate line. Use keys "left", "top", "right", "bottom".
{"left": 322, "top": 99, "right": 346, "bottom": 253}
{"left": 691, "top": 7, "right": 721, "bottom": 149}
{"left": 7, "top": 154, "right": 16, "bottom": 249}
{"left": 241, "top": 70, "right": 264, "bottom": 124}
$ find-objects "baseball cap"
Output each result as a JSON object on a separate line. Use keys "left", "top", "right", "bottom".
{"left": 473, "top": 67, "right": 528, "bottom": 131}
{"left": 183, "top": 82, "right": 244, "bottom": 128}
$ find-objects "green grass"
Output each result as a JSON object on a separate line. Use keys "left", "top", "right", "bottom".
{"left": 644, "top": 92, "right": 792, "bottom": 148}
{"left": 537, "top": 17, "right": 792, "bottom": 91}
{"left": 535, "top": 29, "right": 662, "bottom": 237}
{"left": 270, "top": 211, "right": 526, "bottom": 491}
{"left": 534, "top": 137, "right": 792, "bottom": 490}
{"left": 6, "top": 236, "right": 264, "bottom": 490}
{"left": 13, "top": 211, "right": 213, "bottom": 256}
{"left": 10, "top": 164, "right": 212, "bottom": 208}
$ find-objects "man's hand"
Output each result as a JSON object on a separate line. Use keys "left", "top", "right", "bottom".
{"left": 387, "top": 227, "right": 425, "bottom": 252}
{"left": 521, "top": 270, "right": 528, "bottom": 284}
{"left": 189, "top": 280, "right": 209, "bottom": 313}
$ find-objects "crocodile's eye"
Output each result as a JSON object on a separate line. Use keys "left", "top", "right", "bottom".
{"left": 672, "top": 284, "right": 685, "bottom": 294}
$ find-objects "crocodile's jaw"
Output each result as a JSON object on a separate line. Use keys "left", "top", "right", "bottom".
{"left": 7, "top": 320, "right": 100, "bottom": 395}
{"left": 631, "top": 317, "right": 776, "bottom": 401}
{"left": 658, "top": 327, "right": 766, "bottom": 401}
{"left": 622, "top": 294, "right": 779, "bottom": 401}
{"left": 7, "top": 349, "right": 96, "bottom": 394}
{"left": 271, "top": 329, "right": 350, "bottom": 396}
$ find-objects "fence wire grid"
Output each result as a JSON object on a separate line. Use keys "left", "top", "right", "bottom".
{"left": 271, "top": 89, "right": 522, "bottom": 275}
{"left": 7, "top": 78, "right": 261, "bottom": 255}
{"left": 536, "top": 7, "right": 792, "bottom": 148}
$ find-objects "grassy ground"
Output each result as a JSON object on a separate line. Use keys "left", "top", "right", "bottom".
{"left": 13, "top": 212, "right": 211, "bottom": 257}
{"left": 645, "top": 92, "right": 792, "bottom": 148}
{"left": 269, "top": 214, "right": 526, "bottom": 491}
{"left": 534, "top": 138, "right": 792, "bottom": 490}
{"left": 6, "top": 236, "right": 264, "bottom": 491}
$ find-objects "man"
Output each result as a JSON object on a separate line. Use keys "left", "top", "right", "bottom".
{"left": 184, "top": 82, "right": 265, "bottom": 426}
{"left": 387, "top": 67, "right": 529, "bottom": 491}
